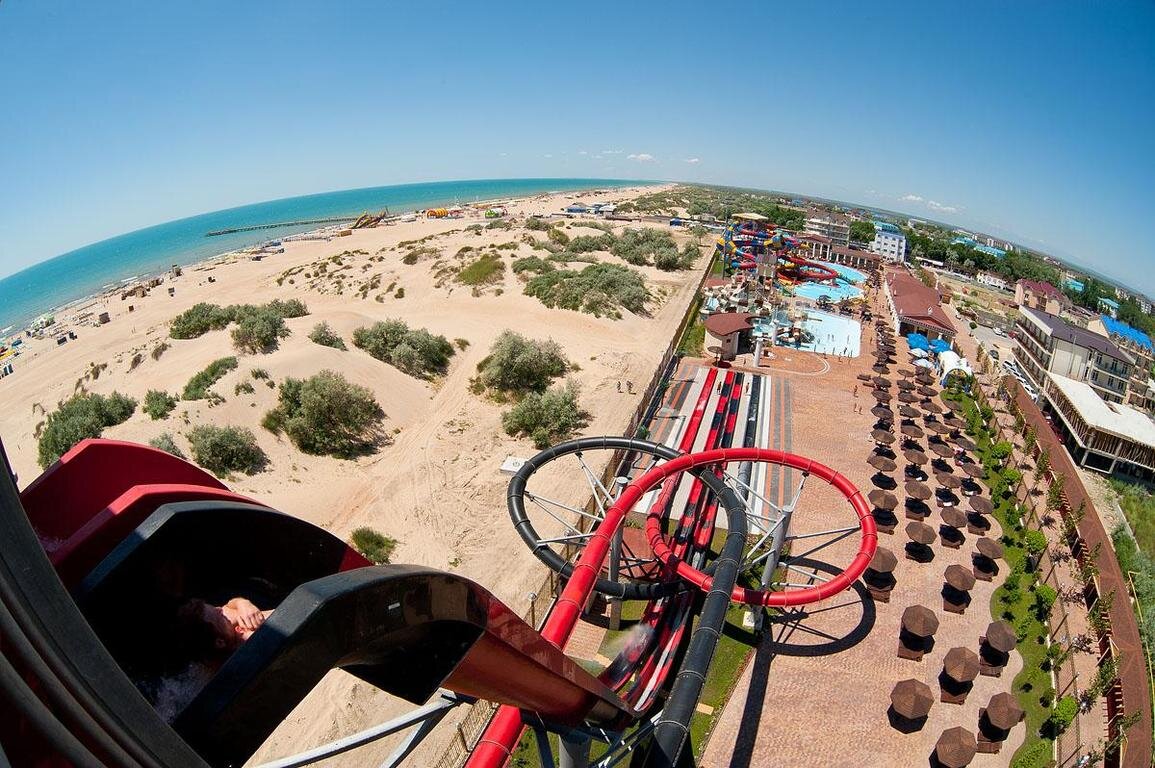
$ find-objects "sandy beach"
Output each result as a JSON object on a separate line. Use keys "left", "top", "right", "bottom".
{"left": 0, "top": 183, "right": 713, "bottom": 763}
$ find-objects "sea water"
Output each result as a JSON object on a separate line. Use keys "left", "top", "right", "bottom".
{"left": 0, "top": 178, "right": 645, "bottom": 330}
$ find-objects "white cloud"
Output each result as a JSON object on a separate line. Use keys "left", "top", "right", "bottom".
{"left": 627, "top": 153, "right": 655, "bottom": 162}
{"left": 684, "top": 157, "right": 701, "bottom": 164}
{"left": 602, "top": 149, "right": 623, "bottom": 155}
{"left": 498, "top": 152, "right": 508, "bottom": 157}
{"left": 901, "top": 194, "right": 924, "bottom": 203}
{"left": 544, "top": 154, "right": 553, "bottom": 158}
{"left": 926, "top": 200, "right": 959, "bottom": 214}
{"left": 578, "top": 150, "right": 587, "bottom": 156}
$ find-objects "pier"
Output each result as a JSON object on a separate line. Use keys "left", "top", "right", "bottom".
{"left": 205, "top": 217, "right": 358, "bottom": 237}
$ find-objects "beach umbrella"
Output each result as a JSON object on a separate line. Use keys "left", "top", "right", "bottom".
{"left": 901, "top": 604, "right": 939, "bottom": 636}
{"left": 857, "top": 373, "right": 874, "bottom": 382}
{"left": 961, "top": 462, "right": 985, "bottom": 479}
{"left": 976, "top": 537, "right": 1005, "bottom": 561}
{"left": 969, "top": 496, "right": 994, "bottom": 516}
{"left": 944, "top": 415, "right": 966, "bottom": 429}
{"left": 904, "top": 449, "right": 929, "bottom": 466}
{"left": 873, "top": 364, "right": 890, "bottom": 374}
{"left": 985, "top": 620, "right": 1017, "bottom": 653}
{"left": 941, "top": 507, "right": 967, "bottom": 528}
{"left": 872, "top": 429, "right": 896, "bottom": 445}
{"left": 901, "top": 424, "right": 924, "bottom": 439}
{"left": 873, "top": 376, "right": 891, "bottom": 388}
{"left": 906, "top": 520, "right": 936, "bottom": 546}
{"left": 896, "top": 380, "right": 915, "bottom": 391}
{"left": 937, "top": 472, "right": 962, "bottom": 490}
{"left": 985, "top": 692, "right": 1025, "bottom": 731}
{"left": 870, "top": 546, "right": 898, "bottom": 573}
{"left": 899, "top": 368, "right": 916, "bottom": 378}
{"left": 918, "top": 385, "right": 938, "bottom": 397}
{"left": 944, "top": 564, "right": 976, "bottom": 591}
{"left": 906, "top": 481, "right": 932, "bottom": 500}
{"left": 897, "top": 392, "right": 918, "bottom": 404}
{"left": 922, "top": 400, "right": 943, "bottom": 414}
{"left": 871, "top": 405, "right": 893, "bottom": 419}
{"left": 890, "top": 679, "right": 934, "bottom": 719}
{"left": 899, "top": 405, "right": 921, "bottom": 418}
{"left": 873, "top": 390, "right": 892, "bottom": 402}
{"left": 872, "top": 472, "right": 899, "bottom": 490}
{"left": 943, "top": 646, "right": 979, "bottom": 682}
{"left": 934, "top": 727, "right": 977, "bottom": 768}
{"left": 868, "top": 455, "right": 898, "bottom": 473}
{"left": 929, "top": 442, "right": 954, "bottom": 458}
{"left": 954, "top": 436, "right": 977, "bottom": 452}
{"left": 927, "top": 420, "right": 952, "bottom": 435}
{"left": 869, "top": 489, "right": 899, "bottom": 510}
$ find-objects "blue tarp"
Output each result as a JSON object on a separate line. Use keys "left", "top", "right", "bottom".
{"left": 907, "top": 333, "right": 930, "bottom": 351}
{"left": 929, "top": 338, "right": 951, "bottom": 354}
{"left": 1101, "top": 314, "right": 1153, "bottom": 352}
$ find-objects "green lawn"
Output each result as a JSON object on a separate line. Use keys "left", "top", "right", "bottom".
{"left": 1111, "top": 478, "right": 1155, "bottom": 557}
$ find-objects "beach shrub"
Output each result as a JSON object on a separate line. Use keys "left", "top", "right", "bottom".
{"left": 187, "top": 425, "right": 265, "bottom": 477}
{"left": 352, "top": 320, "right": 454, "bottom": 378}
{"left": 170, "top": 302, "right": 234, "bottom": 339}
{"left": 456, "top": 253, "right": 506, "bottom": 286}
{"left": 151, "top": 342, "right": 171, "bottom": 361}
{"left": 148, "top": 433, "right": 185, "bottom": 459}
{"left": 454, "top": 338, "right": 470, "bottom": 351}
{"left": 182, "top": 357, "right": 239, "bottom": 400}
{"left": 654, "top": 241, "right": 700, "bottom": 272}
{"left": 611, "top": 228, "right": 682, "bottom": 268}
{"left": 512, "top": 256, "right": 555, "bottom": 275}
{"left": 262, "top": 370, "right": 384, "bottom": 458}
{"left": 547, "top": 227, "right": 570, "bottom": 245}
{"left": 523, "top": 263, "right": 648, "bottom": 319}
{"left": 476, "top": 331, "right": 570, "bottom": 396}
{"left": 250, "top": 368, "right": 269, "bottom": 380}
{"left": 308, "top": 322, "right": 347, "bottom": 350}
{"left": 502, "top": 380, "right": 587, "bottom": 448}
{"left": 264, "top": 298, "right": 309, "bottom": 318}
{"left": 231, "top": 307, "right": 289, "bottom": 353}
{"left": 128, "top": 353, "right": 144, "bottom": 372}
{"left": 566, "top": 233, "right": 615, "bottom": 254}
{"left": 37, "top": 392, "right": 138, "bottom": 468}
{"left": 234, "top": 381, "right": 254, "bottom": 396}
{"left": 350, "top": 527, "right": 397, "bottom": 565}
{"left": 143, "top": 390, "right": 178, "bottom": 420}
{"left": 524, "top": 217, "right": 550, "bottom": 231}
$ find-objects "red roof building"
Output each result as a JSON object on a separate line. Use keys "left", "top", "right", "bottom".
{"left": 884, "top": 268, "right": 957, "bottom": 340}
{"left": 1015, "top": 279, "right": 1065, "bottom": 315}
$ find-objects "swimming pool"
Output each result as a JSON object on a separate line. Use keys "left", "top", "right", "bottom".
{"left": 793, "top": 280, "right": 864, "bottom": 302}
{"left": 813, "top": 261, "right": 867, "bottom": 284}
{"left": 751, "top": 309, "right": 861, "bottom": 357}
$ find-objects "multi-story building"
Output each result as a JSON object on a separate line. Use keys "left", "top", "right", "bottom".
{"left": 976, "top": 272, "right": 1009, "bottom": 291}
{"left": 798, "top": 233, "right": 832, "bottom": 262}
{"left": 1014, "top": 306, "right": 1133, "bottom": 404}
{"left": 1014, "top": 279, "right": 1064, "bottom": 315}
{"left": 884, "top": 267, "right": 956, "bottom": 341}
{"left": 1042, "top": 374, "right": 1155, "bottom": 480}
{"left": 1091, "top": 315, "right": 1155, "bottom": 413}
{"left": 869, "top": 222, "right": 906, "bottom": 263}
{"left": 804, "top": 214, "right": 850, "bottom": 247}
{"left": 829, "top": 245, "right": 881, "bottom": 272}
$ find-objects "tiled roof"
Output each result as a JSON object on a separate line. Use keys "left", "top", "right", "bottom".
{"left": 885, "top": 269, "right": 956, "bottom": 335}
{"left": 1016, "top": 279, "right": 1062, "bottom": 299}
{"left": 1021, "top": 306, "right": 1133, "bottom": 362}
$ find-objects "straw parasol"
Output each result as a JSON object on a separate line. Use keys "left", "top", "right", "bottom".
{"left": 870, "top": 546, "right": 898, "bottom": 573}
{"left": 897, "top": 379, "right": 915, "bottom": 390}
{"left": 918, "top": 385, "right": 937, "bottom": 397}
{"left": 985, "top": 692, "right": 1025, "bottom": 731}
{"left": 969, "top": 496, "right": 994, "bottom": 515}
{"left": 954, "top": 436, "right": 977, "bottom": 452}
{"left": 898, "top": 392, "right": 918, "bottom": 403}
{"left": 926, "top": 420, "right": 952, "bottom": 435}
{"left": 941, "top": 507, "right": 967, "bottom": 528}
{"left": 873, "top": 364, "right": 890, "bottom": 374}
{"left": 869, "top": 455, "right": 898, "bottom": 473}
{"left": 904, "top": 449, "right": 929, "bottom": 466}
{"left": 890, "top": 679, "right": 934, "bottom": 719}
{"left": 901, "top": 604, "right": 939, "bottom": 636}
{"left": 929, "top": 442, "right": 954, "bottom": 458}
{"left": 922, "top": 400, "right": 943, "bottom": 414}
{"left": 976, "top": 537, "right": 1005, "bottom": 560}
{"left": 944, "top": 415, "right": 966, "bottom": 429}
{"left": 871, "top": 405, "right": 893, "bottom": 419}
{"left": 869, "top": 489, "right": 899, "bottom": 510}
{"left": 901, "top": 423, "right": 925, "bottom": 439}
{"left": 985, "top": 620, "right": 1017, "bottom": 653}
{"left": 906, "top": 520, "right": 936, "bottom": 545}
{"left": 905, "top": 481, "right": 932, "bottom": 500}
{"left": 873, "top": 376, "right": 891, "bottom": 388}
{"left": 873, "top": 390, "right": 893, "bottom": 402}
{"left": 960, "top": 462, "right": 986, "bottom": 479}
{"left": 944, "top": 564, "right": 976, "bottom": 591}
{"left": 873, "top": 429, "right": 896, "bottom": 445}
{"left": 935, "top": 727, "right": 977, "bottom": 768}
{"left": 898, "top": 406, "right": 920, "bottom": 419}
{"left": 943, "top": 646, "right": 980, "bottom": 682}
{"left": 936, "top": 472, "right": 962, "bottom": 490}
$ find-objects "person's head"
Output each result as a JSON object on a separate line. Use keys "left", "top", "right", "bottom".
{"left": 177, "top": 599, "right": 244, "bottom": 657}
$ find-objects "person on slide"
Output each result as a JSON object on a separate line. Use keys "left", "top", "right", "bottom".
{"left": 180, "top": 596, "right": 273, "bottom": 652}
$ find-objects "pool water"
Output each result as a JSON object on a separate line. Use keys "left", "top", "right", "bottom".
{"left": 793, "top": 280, "right": 864, "bottom": 302}
{"left": 752, "top": 309, "right": 861, "bottom": 357}
{"left": 814, "top": 261, "right": 867, "bottom": 284}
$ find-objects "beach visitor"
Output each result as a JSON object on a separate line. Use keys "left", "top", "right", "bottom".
{"left": 617, "top": 381, "right": 622, "bottom": 393}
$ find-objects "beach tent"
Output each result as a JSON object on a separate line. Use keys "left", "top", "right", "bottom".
{"left": 906, "top": 333, "right": 930, "bottom": 351}
{"left": 937, "top": 350, "right": 973, "bottom": 385}
{"left": 910, "top": 348, "right": 929, "bottom": 359}
{"left": 913, "top": 358, "right": 935, "bottom": 369}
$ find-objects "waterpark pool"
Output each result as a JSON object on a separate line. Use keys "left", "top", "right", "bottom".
{"left": 752, "top": 310, "right": 861, "bottom": 357}
{"left": 814, "top": 261, "right": 867, "bottom": 284}
{"left": 793, "top": 280, "right": 863, "bottom": 302}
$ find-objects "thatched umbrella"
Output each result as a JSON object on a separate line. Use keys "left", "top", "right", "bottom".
{"left": 926, "top": 420, "right": 952, "bottom": 435}
{"left": 906, "top": 520, "right": 936, "bottom": 545}
{"left": 944, "top": 415, "right": 966, "bottom": 429}
{"left": 934, "top": 727, "right": 977, "bottom": 768}
{"left": 969, "top": 496, "right": 994, "bottom": 515}
{"left": 976, "top": 537, "right": 1005, "bottom": 561}
{"left": 943, "top": 646, "right": 979, "bottom": 682}
{"left": 869, "top": 489, "right": 899, "bottom": 510}
{"left": 873, "top": 429, "right": 896, "bottom": 445}
{"left": 869, "top": 455, "right": 898, "bottom": 473}
{"left": 905, "top": 480, "right": 932, "bottom": 500}
{"left": 929, "top": 442, "right": 955, "bottom": 458}
{"left": 960, "top": 462, "right": 986, "bottom": 479}
{"left": 898, "top": 391, "right": 918, "bottom": 403}
{"left": 870, "top": 546, "right": 898, "bottom": 573}
{"left": 918, "top": 384, "right": 937, "bottom": 397}
{"left": 896, "top": 379, "right": 915, "bottom": 390}
{"left": 904, "top": 449, "right": 929, "bottom": 466}
{"left": 890, "top": 679, "right": 934, "bottom": 719}
{"left": 922, "top": 400, "right": 943, "bottom": 414}
{"left": 941, "top": 507, "right": 967, "bottom": 529}
{"left": 873, "top": 364, "right": 890, "bottom": 374}
{"left": 857, "top": 373, "right": 874, "bottom": 382}
{"left": 937, "top": 472, "right": 962, "bottom": 490}
{"left": 985, "top": 620, "right": 1017, "bottom": 653}
{"left": 901, "top": 604, "right": 939, "bottom": 637}
{"left": 898, "top": 406, "right": 920, "bottom": 419}
{"left": 873, "top": 390, "right": 893, "bottom": 402}
{"left": 898, "top": 368, "right": 916, "bottom": 378}
{"left": 954, "top": 436, "right": 977, "bottom": 452}
{"left": 944, "top": 564, "right": 976, "bottom": 591}
{"left": 871, "top": 405, "right": 893, "bottom": 419}
{"left": 899, "top": 423, "right": 924, "bottom": 439}
{"left": 985, "top": 692, "right": 1025, "bottom": 731}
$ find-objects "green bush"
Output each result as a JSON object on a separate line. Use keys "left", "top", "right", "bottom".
{"left": 524, "top": 216, "right": 550, "bottom": 231}
{"left": 231, "top": 308, "right": 289, "bottom": 353}
{"left": 264, "top": 298, "right": 309, "bottom": 318}
{"left": 1008, "top": 738, "right": 1052, "bottom": 768}
{"left": 148, "top": 432, "right": 185, "bottom": 459}
{"left": 182, "top": 357, "right": 239, "bottom": 400}
{"left": 143, "top": 390, "right": 177, "bottom": 420}
{"left": 151, "top": 342, "right": 171, "bottom": 361}
{"left": 1047, "top": 695, "right": 1077, "bottom": 733}
{"left": 547, "top": 227, "right": 570, "bottom": 245}
{"left": 1035, "top": 584, "right": 1058, "bottom": 618}
{"left": 187, "top": 425, "right": 265, "bottom": 476}
{"left": 234, "top": 381, "right": 255, "bottom": 396}
{"left": 502, "top": 380, "right": 587, "bottom": 448}
{"left": 512, "top": 256, "right": 556, "bottom": 275}
{"left": 352, "top": 320, "right": 454, "bottom": 378}
{"left": 37, "top": 392, "right": 138, "bottom": 468}
{"left": 308, "top": 322, "right": 347, "bottom": 350}
{"left": 1023, "top": 529, "right": 1048, "bottom": 556}
{"left": 524, "top": 263, "right": 648, "bottom": 319}
{"left": 170, "top": 302, "right": 234, "bottom": 339}
{"left": 476, "top": 331, "right": 570, "bottom": 395}
{"left": 251, "top": 368, "right": 269, "bottom": 380}
{"left": 350, "top": 527, "right": 397, "bottom": 565}
{"left": 610, "top": 228, "right": 690, "bottom": 270}
{"left": 566, "top": 233, "right": 615, "bottom": 253}
{"left": 457, "top": 253, "right": 506, "bottom": 286}
{"left": 263, "top": 370, "right": 384, "bottom": 457}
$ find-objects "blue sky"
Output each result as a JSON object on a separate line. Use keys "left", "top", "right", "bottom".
{"left": 1, "top": 1, "right": 1153, "bottom": 294}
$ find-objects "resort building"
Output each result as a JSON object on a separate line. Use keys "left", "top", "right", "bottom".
{"left": 869, "top": 222, "right": 907, "bottom": 263}
{"left": 1014, "top": 279, "right": 1064, "bottom": 315}
{"left": 1091, "top": 315, "right": 1155, "bottom": 413}
{"left": 976, "top": 271, "right": 1010, "bottom": 291}
{"left": 1099, "top": 297, "right": 1120, "bottom": 318}
{"left": 829, "top": 245, "right": 881, "bottom": 272}
{"left": 804, "top": 214, "right": 850, "bottom": 247}
{"left": 1041, "top": 373, "right": 1155, "bottom": 480}
{"left": 798, "top": 233, "right": 832, "bottom": 262}
{"left": 703, "top": 312, "right": 754, "bottom": 362}
{"left": 883, "top": 268, "right": 956, "bottom": 341}
{"left": 1014, "top": 306, "right": 1134, "bottom": 404}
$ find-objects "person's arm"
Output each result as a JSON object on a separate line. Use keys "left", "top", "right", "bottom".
{"left": 226, "top": 597, "right": 271, "bottom": 632}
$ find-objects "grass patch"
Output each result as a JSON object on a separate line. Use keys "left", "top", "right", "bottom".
{"left": 182, "top": 356, "right": 239, "bottom": 400}
{"left": 456, "top": 253, "right": 506, "bottom": 286}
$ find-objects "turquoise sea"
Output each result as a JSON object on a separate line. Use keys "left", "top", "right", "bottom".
{"left": 0, "top": 178, "right": 645, "bottom": 332}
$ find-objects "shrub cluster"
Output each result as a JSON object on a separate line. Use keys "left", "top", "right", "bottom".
{"left": 523, "top": 263, "right": 648, "bottom": 319}
{"left": 511, "top": 256, "right": 555, "bottom": 275}
{"left": 148, "top": 433, "right": 185, "bottom": 459}
{"left": 37, "top": 392, "right": 138, "bottom": 468}
{"left": 169, "top": 300, "right": 308, "bottom": 345}
{"left": 262, "top": 370, "right": 384, "bottom": 457}
{"left": 609, "top": 228, "right": 695, "bottom": 270}
{"left": 350, "top": 527, "right": 397, "bottom": 565}
{"left": 476, "top": 331, "right": 570, "bottom": 395}
{"left": 187, "top": 425, "right": 266, "bottom": 476}
{"left": 308, "top": 322, "right": 347, "bottom": 350}
{"left": 143, "top": 390, "right": 178, "bottom": 420}
{"left": 182, "top": 357, "right": 239, "bottom": 400}
{"left": 352, "top": 320, "right": 455, "bottom": 378}
{"left": 502, "top": 380, "right": 587, "bottom": 448}
{"left": 231, "top": 307, "right": 290, "bottom": 353}
{"left": 456, "top": 253, "right": 506, "bottom": 286}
